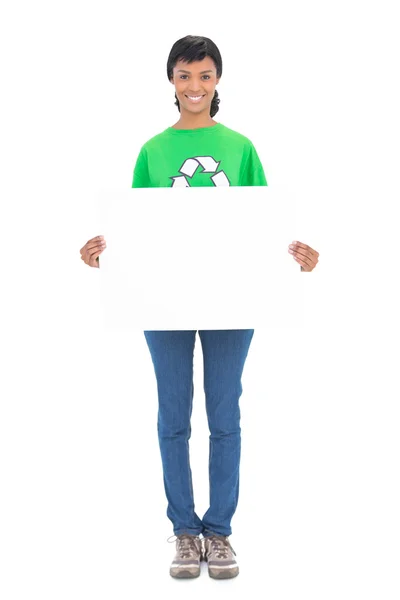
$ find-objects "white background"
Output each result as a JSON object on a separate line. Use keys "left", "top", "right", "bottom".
{"left": 1, "top": 1, "right": 399, "bottom": 598}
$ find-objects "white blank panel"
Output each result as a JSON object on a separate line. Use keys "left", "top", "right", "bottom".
{"left": 96, "top": 187, "right": 303, "bottom": 330}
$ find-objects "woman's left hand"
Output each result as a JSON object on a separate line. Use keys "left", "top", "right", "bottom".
{"left": 288, "top": 241, "right": 319, "bottom": 271}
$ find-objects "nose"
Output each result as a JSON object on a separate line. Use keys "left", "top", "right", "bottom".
{"left": 187, "top": 78, "right": 206, "bottom": 94}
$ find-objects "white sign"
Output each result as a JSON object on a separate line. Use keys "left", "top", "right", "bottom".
{"left": 96, "top": 187, "right": 303, "bottom": 330}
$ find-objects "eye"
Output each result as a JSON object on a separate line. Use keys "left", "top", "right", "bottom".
{"left": 179, "top": 75, "right": 211, "bottom": 80}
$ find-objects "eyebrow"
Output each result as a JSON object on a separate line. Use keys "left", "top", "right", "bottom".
{"left": 176, "top": 69, "right": 214, "bottom": 74}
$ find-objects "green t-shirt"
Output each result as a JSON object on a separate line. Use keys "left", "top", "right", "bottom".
{"left": 132, "top": 122, "right": 267, "bottom": 188}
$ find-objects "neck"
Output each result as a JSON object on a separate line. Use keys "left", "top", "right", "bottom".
{"left": 172, "top": 110, "right": 217, "bottom": 130}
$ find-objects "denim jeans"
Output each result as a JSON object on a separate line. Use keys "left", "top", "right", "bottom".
{"left": 143, "top": 329, "right": 255, "bottom": 537}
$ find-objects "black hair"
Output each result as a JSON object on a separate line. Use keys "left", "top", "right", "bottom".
{"left": 166, "top": 35, "right": 223, "bottom": 118}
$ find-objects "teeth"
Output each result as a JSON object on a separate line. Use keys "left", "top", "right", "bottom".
{"left": 187, "top": 96, "right": 203, "bottom": 100}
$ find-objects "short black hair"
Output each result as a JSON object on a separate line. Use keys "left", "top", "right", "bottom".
{"left": 167, "top": 35, "right": 223, "bottom": 118}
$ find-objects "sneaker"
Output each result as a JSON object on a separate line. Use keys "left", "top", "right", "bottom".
{"left": 168, "top": 533, "right": 203, "bottom": 578}
{"left": 203, "top": 534, "right": 239, "bottom": 579}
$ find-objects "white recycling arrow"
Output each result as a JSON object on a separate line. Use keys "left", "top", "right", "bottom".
{"left": 194, "top": 156, "right": 220, "bottom": 172}
{"left": 211, "top": 170, "right": 230, "bottom": 186}
{"left": 169, "top": 154, "right": 229, "bottom": 187}
{"left": 179, "top": 158, "right": 200, "bottom": 178}
{"left": 170, "top": 175, "right": 190, "bottom": 187}
{"left": 179, "top": 156, "right": 220, "bottom": 177}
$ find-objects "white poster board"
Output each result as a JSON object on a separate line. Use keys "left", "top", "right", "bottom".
{"left": 96, "top": 187, "right": 303, "bottom": 330}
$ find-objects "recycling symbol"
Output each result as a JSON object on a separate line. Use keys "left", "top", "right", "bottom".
{"left": 169, "top": 156, "right": 230, "bottom": 187}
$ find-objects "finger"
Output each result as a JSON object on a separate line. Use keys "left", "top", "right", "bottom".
{"left": 291, "top": 241, "right": 318, "bottom": 256}
{"left": 86, "top": 240, "right": 106, "bottom": 252}
{"left": 291, "top": 248, "right": 319, "bottom": 269}
{"left": 291, "top": 241, "right": 319, "bottom": 257}
{"left": 81, "top": 246, "right": 104, "bottom": 264}
{"left": 295, "top": 252, "right": 318, "bottom": 270}
{"left": 83, "top": 244, "right": 106, "bottom": 261}
{"left": 81, "top": 236, "right": 105, "bottom": 251}
{"left": 293, "top": 248, "right": 316, "bottom": 264}
{"left": 89, "top": 248, "right": 104, "bottom": 265}
{"left": 292, "top": 252, "right": 314, "bottom": 269}
{"left": 88, "top": 247, "right": 105, "bottom": 260}
{"left": 289, "top": 248, "right": 318, "bottom": 263}
{"left": 293, "top": 254, "right": 313, "bottom": 270}
{"left": 80, "top": 240, "right": 105, "bottom": 255}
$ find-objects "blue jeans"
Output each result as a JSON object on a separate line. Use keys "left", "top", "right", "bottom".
{"left": 143, "top": 329, "right": 255, "bottom": 537}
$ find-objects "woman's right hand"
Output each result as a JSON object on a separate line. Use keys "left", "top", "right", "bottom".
{"left": 80, "top": 235, "right": 107, "bottom": 268}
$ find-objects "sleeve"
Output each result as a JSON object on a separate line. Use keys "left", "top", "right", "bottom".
{"left": 240, "top": 142, "right": 268, "bottom": 186}
{"left": 132, "top": 146, "right": 150, "bottom": 187}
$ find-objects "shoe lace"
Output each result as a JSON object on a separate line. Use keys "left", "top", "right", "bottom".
{"left": 167, "top": 534, "right": 201, "bottom": 559}
{"left": 205, "top": 534, "right": 236, "bottom": 558}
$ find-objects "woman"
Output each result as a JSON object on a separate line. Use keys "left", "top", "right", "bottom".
{"left": 80, "top": 35, "right": 319, "bottom": 580}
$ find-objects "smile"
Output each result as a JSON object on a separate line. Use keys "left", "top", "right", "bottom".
{"left": 185, "top": 95, "right": 205, "bottom": 103}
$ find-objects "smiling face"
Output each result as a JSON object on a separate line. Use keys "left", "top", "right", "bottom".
{"left": 170, "top": 56, "right": 220, "bottom": 115}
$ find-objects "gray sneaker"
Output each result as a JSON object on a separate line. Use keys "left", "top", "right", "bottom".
{"left": 168, "top": 533, "right": 203, "bottom": 578}
{"left": 203, "top": 535, "right": 239, "bottom": 579}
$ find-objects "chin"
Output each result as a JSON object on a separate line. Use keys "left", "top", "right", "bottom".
{"left": 183, "top": 100, "right": 208, "bottom": 110}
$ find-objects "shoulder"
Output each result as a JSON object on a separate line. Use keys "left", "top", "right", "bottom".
{"left": 218, "top": 124, "right": 254, "bottom": 145}
{"left": 216, "top": 125, "right": 253, "bottom": 149}
{"left": 139, "top": 129, "right": 171, "bottom": 151}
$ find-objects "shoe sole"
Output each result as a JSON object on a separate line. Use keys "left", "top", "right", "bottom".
{"left": 208, "top": 567, "right": 239, "bottom": 579}
{"left": 204, "top": 557, "right": 239, "bottom": 579}
{"left": 170, "top": 568, "right": 200, "bottom": 578}
{"left": 170, "top": 545, "right": 203, "bottom": 578}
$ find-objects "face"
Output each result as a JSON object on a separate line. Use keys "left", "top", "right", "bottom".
{"left": 170, "top": 56, "right": 220, "bottom": 114}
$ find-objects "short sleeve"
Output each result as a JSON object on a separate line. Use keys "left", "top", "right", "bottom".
{"left": 241, "top": 142, "right": 268, "bottom": 186}
{"left": 132, "top": 146, "right": 150, "bottom": 188}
